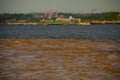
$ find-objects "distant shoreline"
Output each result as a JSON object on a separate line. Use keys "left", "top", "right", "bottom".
{"left": 1, "top": 21, "right": 120, "bottom": 26}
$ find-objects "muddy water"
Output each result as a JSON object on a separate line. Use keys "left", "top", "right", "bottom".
{"left": 0, "top": 39, "right": 120, "bottom": 80}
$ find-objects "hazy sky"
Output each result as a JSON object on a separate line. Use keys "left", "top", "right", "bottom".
{"left": 0, "top": 0, "right": 120, "bottom": 13}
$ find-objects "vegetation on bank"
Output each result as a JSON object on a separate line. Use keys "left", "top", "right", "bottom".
{"left": 0, "top": 12, "right": 120, "bottom": 24}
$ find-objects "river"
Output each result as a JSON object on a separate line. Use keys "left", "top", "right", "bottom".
{"left": 0, "top": 24, "right": 120, "bottom": 42}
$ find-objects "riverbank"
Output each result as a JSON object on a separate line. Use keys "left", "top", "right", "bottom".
{"left": 4, "top": 21, "right": 120, "bottom": 26}
{"left": 0, "top": 39, "right": 120, "bottom": 80}
{"left": 6, "top": 22, "right": 91, "bottom": 26}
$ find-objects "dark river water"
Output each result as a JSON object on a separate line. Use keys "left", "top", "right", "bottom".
{"left": 0, "top": 24, "right": 120, "bottom": 41}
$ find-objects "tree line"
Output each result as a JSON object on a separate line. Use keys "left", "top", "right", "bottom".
{"left": 0, "top": 12, "right": 119, "bottom": 23}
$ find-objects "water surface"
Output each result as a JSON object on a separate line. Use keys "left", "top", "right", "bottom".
{"left": 0, "top": 24, "right": 120, "bottom": 41}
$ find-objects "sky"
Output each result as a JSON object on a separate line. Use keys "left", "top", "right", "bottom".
{"left": 0, "top": 0, "right": 120, "bottom": 13}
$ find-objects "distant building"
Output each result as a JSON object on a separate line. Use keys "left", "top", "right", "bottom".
{"left": 55, "top": 17, "right": 81, "bottom": 24}
{"left": 69, "top": 16, "right": 73, "bottom": 20}
{"left": 55, "top": 18, "right": 64, "bottom": 22}
{"left": 55, "top": 18, "right": 70, "bottom": 22}
{"left": 54, "top": 10, "right": 58, "bottom": 17}
{"left": 43, "top": 10, "right": 58, "bottom": 19}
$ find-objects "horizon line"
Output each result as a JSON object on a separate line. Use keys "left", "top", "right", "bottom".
{"left": 0, "top": 11, "right": 120, "bottom": 14}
